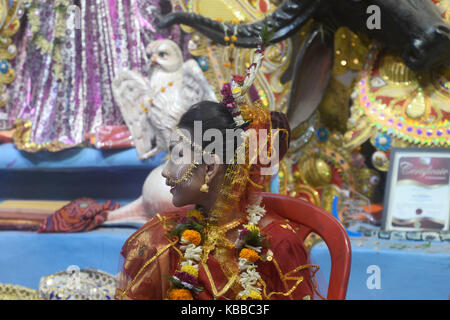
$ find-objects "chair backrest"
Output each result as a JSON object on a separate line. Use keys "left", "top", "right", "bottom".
{"left": 260, "top": 192, "right": 352, "bottom": 300}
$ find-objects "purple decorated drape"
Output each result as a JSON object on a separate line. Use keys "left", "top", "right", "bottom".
{"left": 1, "top": 0, "right": 189, "bottom": 151}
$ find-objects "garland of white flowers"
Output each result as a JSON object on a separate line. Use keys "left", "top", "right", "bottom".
{"left": 167, "top": 198, "right": 268, "bottom": 300}
{"left": 166, "top": 210, "right": 205, "bottom": 300}
{"left": 235, "top": 196, "right": 267, "bottom": 300}
{"left": 221, "top": 41, "right": 268, "bottom": 300}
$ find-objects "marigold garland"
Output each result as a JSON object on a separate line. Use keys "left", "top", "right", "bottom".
{"left": 167, "top": 209, "right": 205, "bottom": 299}
{"left": 181, "top": 230, "right": 202, "bottom": 246}
{"left": 239, "top": 248, "right": 261, "bottom": 262}
{"left": 169, "top": 288, "right": 194, "bottom": 300}
{"left": 167, "top": 197, "right": 268, "bottom": 300}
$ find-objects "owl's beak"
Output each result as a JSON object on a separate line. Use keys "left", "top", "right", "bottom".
{"left": 150, "top": 55, "right": 158, "bottom": 67}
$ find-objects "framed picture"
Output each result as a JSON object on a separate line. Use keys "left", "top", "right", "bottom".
{"left": 382, "top": 148, "right": 450, "bottom": 231}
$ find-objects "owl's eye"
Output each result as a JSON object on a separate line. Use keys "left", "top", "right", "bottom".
{"left": 159, "top": 51, "right": 168, "bottom": 58}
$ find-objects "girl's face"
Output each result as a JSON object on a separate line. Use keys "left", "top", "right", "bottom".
{"left": 161, "top": 131, "right": 206, "bottom": 208}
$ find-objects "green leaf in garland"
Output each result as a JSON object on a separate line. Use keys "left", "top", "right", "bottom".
{"left": 260, "top": 16, "right": 275, "bottom": 48}
{"left": 167, "top": 217, "right": 205, "bottom": 240}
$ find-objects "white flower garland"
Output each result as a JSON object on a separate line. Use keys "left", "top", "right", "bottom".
{"left": 179, "top": 237, "right": 202, "bottom": 270}
{"left": 236, "top": 196, "right": 266, "bottom": 300}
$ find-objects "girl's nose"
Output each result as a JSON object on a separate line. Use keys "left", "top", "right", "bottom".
{"left": 161, "top": 163, "right": 169, "bottom": 179}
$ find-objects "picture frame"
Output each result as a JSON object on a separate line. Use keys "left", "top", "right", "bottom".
{"left": 382, "top": 148, "right": 450, "bottom": 232}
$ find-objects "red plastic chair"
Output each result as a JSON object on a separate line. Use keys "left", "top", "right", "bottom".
{"left": 260, "top": 192, "right": 352, "bottom": 300}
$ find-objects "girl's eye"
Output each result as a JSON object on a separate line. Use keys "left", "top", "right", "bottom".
{"left": 159, "top": 52, "right": 167, "bottom": 58}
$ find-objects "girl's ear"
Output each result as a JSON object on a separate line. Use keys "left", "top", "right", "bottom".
{"left": 286, "top": 24, "right": 334, "bottom": 141}
{"left": 205, "top": 153, "right": 223, "bottom": 181}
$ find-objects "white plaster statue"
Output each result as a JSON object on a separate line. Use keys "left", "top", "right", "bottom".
{"left": 107, "top": 39, "right": 217, "bottom": 225}
{"left": 112, "top": 39, "right": 217, "bottom": 160}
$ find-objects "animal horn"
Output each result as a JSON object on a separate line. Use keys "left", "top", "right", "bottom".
{"left": 158, "top": 0, "right": 322, "bottom": 48}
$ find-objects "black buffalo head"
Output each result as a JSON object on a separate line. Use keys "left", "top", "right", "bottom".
{"left": 323, "top": 0, "right": 450, "bottom": 72}
{"left": 159, "top": 0, "right": 450, "bottom": 72}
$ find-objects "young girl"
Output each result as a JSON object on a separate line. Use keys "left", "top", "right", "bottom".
{"left": 115, "top": 100, "right": 318, "bottom": 300}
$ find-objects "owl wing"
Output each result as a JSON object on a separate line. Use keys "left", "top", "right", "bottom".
{"left": 112, "top": 70, "right": 158, "bottom": 160}
{"left": 180, "top": 59, "right": 218, "bottom": 109}
{"left": 146, "top": 86, "right": 180, "bottom": 155}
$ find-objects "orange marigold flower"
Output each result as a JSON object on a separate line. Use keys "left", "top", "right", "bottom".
{"left": 169, "top": 288, "right": 193, "bottom": 300}
{"left": 181, "top": 229, "right": 202, "bottom": 246}
{"left": 239, "top": 248, "right": 260, "bottom": 262}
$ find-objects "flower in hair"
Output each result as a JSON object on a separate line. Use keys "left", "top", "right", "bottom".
{"left": 232, "top": 87, "right": 242, "bottom": 96}
{"left": 233, "top": 75, "right": 246, "bottom": 85}
{"left": 220, "top": 83, "right": 233, "bottom": 100}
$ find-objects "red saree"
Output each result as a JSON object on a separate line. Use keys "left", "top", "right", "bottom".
{"left": 115, "top": 206, "right": 318, "bottom": 300}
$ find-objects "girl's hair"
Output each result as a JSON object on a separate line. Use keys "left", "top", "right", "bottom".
{"left": 177, "top": 100, "right": 291, "bottom": 163}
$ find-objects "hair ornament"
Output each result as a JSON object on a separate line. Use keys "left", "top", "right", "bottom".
{"left": 220, "top": 41, "right": 265, "bottom": 128}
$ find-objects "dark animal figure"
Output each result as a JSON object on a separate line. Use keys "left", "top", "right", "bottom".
{"left": 158, "top": 0, "right": 450, "bottom": 135}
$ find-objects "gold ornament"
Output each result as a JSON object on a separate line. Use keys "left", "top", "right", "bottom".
{"left": 0, "top": 283, "right": 41, "bottom": 300}
{"left": 299, "top": 156, "right": 332, "bottom": 189}
{"left": 379, "top": 54, "right": 418, "bottom": 85}
{"left": 200, "top": 174, "right": 210, "bottom": 193}
{"left": 173, "top": 0, "right": 292, "bottom": 111}
{"left": 344, "top": 43, "right": 450, "bottom": 153}
{"left": 0, "top": 0, "right": 23, "bottom": 108}
{"left": 332, "top": 27, "right": 370, "bottom": 76}
{"left": 318, "top": 77, "right": 352, "bottom": 133}
{"left": 167, "top": 163, "right": 199, "bottom": 186}
{"left": 355, "top": 168, "right": 380, "bottom": 198}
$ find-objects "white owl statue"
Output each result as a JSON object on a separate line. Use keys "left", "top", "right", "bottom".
{"left": 106, "top": 39, "right": 218, "bottom": 225}
{"left": 112, "top": 39, "right": 217, "bottom": 160}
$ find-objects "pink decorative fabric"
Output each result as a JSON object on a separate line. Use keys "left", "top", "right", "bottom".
{"left": 1, "top": 0, "right": 190, "bottom": 151}
{"left": 38, "top": 198, "right": 121, "bottom": 233}
{"left": 86, "top": 125, "right": 133, "bottom": 149}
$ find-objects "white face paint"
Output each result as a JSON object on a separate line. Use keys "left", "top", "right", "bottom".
{"left": 162, "top": 130, "right": 208, "bottom": 208}
{"left": 164, "top": 130, "right": 202, "bottom": 190}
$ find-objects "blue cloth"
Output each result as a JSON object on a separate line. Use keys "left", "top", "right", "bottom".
{"left": 0, "top": 144, "right": 166, "bottom": 203}
{"left": 0, "top": 227, "right": 136, "bottom": 289}
{"left": 310, "top": 237, "right": 450, "bottom": 300}
{"left": 0, "top": 143, "right": 165, "bottom": 170}
{"left": 270, "top": 173, "right": 280, "bottom": 193}
{"left": 0, "top": 144, "right": 158, "bottom": 289}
